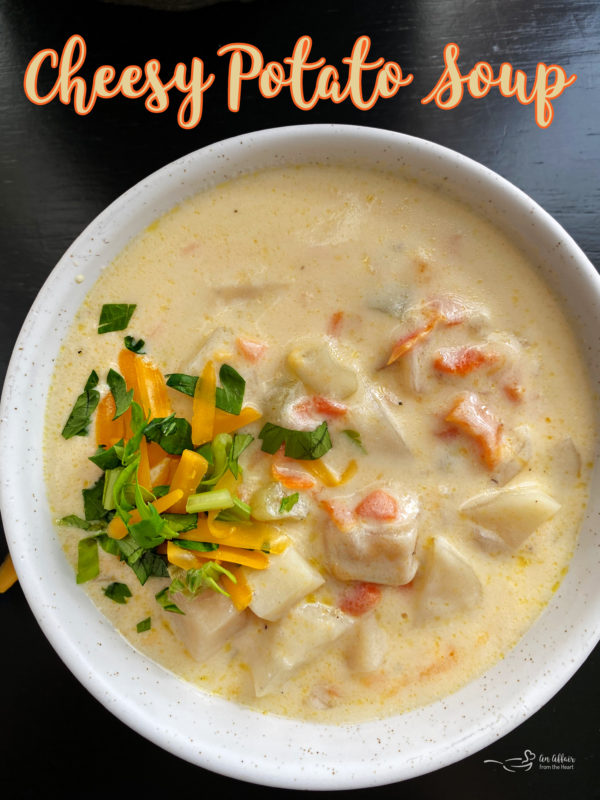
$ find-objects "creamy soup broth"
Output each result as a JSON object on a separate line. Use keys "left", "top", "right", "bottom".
{"left": 45, "top": 164, "right": 595, "bottom": 723}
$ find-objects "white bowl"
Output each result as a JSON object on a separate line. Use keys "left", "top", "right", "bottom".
{"left": 1, "top": 125, "right": 599, "bottom": 789}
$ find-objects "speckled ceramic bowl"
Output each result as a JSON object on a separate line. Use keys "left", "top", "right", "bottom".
{"left": 1, "top": 125, "right": 599, "bottom": 789}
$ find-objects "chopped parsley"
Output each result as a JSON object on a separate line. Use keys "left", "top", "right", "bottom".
{"left": 103, "top": 582, "right": 132, "bottom": 604}
{"left": 61, "top": 370, "right": 100, "bottom": 439}
{"left": 107, "top": 369, "right": 133, "bottom": 419}
{"left": 136, "top": 617, "right": 151, "bottom": 633}
{"left": 279, "top": 492, "right": 300, "bottom": 513}
{"left": 342, "top": 429, "right": 367, "bottom": 453}
{"left": 124, "top": 335, "right": 145, "bottom": 353}
{"left": 98, "top": 303, "right": 136, "bottom": 334}
{"left": 259, "top": 421, "right": 332, "bottom": 460}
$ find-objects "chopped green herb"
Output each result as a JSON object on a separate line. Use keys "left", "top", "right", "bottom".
{"left": 145, "top": 415, "right": 193, "bottom": 455}
{"left": 76, "top": 536, "right": 99, "bottom": 584}
{"left": 165, "top": 373, "right": 197, "bottom": 397}
{"left": 61, "top": 370, "right": 100, "bottom": 439}
{"left": 126, "top": 549, "right": 169, "bottom": 586}
{"left": 186, "top": 563, "right": 234, "bottom": 596}
{"left": 89, "top": 440, "right": 124, "bottom": 470}
{"left": 186, "top": 488, "right": 234, "bottom": 514}
{"left": 215, "top": 364, "right": 245, "bottom": 415}
{"left": 97, "top": 533, "right": 120, "bottom": 556}
{"left": 228, "top": 433, "right": 253, "bottom": 478}
{"left": 259, "top": 421, "right": 332, "bottom": 460}
{"left": 122, "top": 402, "right": 148, "bottom": 464}
{"left": 58, "top": 515, "right": 106, "bottom": 532}
{"left": 103, "top": 582, "right": 132, "bottom": 604}
{"left": 342, "top": 429, "right": 367, "bottom": 454}
{"left": 216, "top": 497, "right": 252, "bottom": 523}
{"left": 107, "top": 369, "right": 133, "bottom": 419}
{"left": 136, "top": 617, "right": 151, "bottom": 633}
{"left": 160, "top": 513, "right": 198, "bottom": 533}
{"left": 152, "top": 485, "right": 171, "bottom": 499}
{"left": 124, "top": 336, "right": 145, "bottom": 354}
{"left": 98, "top": 303, "right": 136, "bottom": 334}
{"left": 155, "top": 587, "right": 184, "bottom": 614}
{"left": 279, "top": 492, "right": 300, "bottom": 513}
{"left": 102, "top": 468, "right": 122, "bottom": 511}
{"left": 83, "top": 475, "right": 107, "bottom": 521}
{"left": 196, "top": 442, "right": 214, "bottom": 465}
{"left": 174, "top": 540, "right": 219, "bottom": 552}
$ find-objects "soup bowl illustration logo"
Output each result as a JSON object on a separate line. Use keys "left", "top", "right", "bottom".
{"left": 484, "top": 749, "right": 536, "bottom": 772}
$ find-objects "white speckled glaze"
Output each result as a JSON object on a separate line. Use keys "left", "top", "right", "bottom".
{"left": 1, "top": 126, "right": 599, "bottom": 789}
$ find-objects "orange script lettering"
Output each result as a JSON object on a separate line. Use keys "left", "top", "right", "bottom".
{"left": 422, "top": 43, "right": 577, "bottom": 128}
{"left": 23, "top": 34, "right": 215, "bottom": 129}
{"left": 217, "top": 35, "right": 413, "bottom": 112}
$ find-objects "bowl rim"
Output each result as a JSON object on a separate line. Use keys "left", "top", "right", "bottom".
{"left": 1, "top": 123, "right": 599, "bottom": 789}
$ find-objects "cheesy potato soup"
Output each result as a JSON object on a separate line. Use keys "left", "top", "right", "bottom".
{"left": 45, "top": 164, "right": 595, "bottom": 723}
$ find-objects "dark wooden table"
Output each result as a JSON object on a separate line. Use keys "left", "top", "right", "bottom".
{"left": 1, "top": 1, "right": 599, "bottom": 797}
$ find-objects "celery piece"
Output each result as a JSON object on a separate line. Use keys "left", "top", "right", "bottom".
{"left": 102, "top": 467, "right": 123, "bottom": 511}
{"left": 186, "top": 488, "right": 234, "bottom": 514}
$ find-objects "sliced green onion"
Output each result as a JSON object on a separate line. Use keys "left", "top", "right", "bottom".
{"left": 185, "top": 488, "right": 234, "bottom": 514}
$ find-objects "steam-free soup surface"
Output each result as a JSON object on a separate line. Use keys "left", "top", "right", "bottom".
{"left": 45, "top": 165, "right": 595, "bottom": 723}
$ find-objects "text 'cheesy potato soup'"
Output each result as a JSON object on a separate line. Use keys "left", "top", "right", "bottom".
{"left": 45, "top": 165, "right": 595, "bottom": 723}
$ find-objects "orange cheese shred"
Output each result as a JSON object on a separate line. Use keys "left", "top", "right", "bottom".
{"left": 192, "top": 360, "right": 216, "bottom": 446}
{"left": 168, "top": 449, "right": 209, "bottom": 513}
{"left": 0, "top": 554, "right": 18, "bottom": 593}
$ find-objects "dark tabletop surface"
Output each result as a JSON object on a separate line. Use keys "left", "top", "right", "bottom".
{"left": 1, "top": 0, "right": 599, "bottom": 797}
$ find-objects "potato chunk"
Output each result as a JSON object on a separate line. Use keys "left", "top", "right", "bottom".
{"left": 324, "top": 494, "right": 419, "bottom": 585}
{"left": 243, "top": 545, "right": 325, "bottom": 621}
{"left": 168, "top": 590, "right": 247, "bottom": 662}
{"left": 251, "top": 482, "right": 310, "bottom": 522}
{"left": 287, "top": 339, "right": 358, "bottom": 400}
{"left": 460, "top": 482, "right": 561, "bottom": 549}
{"left": 346, "top": 614, "right": 388, "bottom": 673}
{"left": 240, "top": 602, "right": 354, "bottom": 697}
{"left": 418, "top": 536, "right": 482, "bottom": 619}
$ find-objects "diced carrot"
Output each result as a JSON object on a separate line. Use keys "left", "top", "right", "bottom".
{"left": 434, "top": 422, "right": 460, "bottom": 440}
{"left": 386, "top": 319, "right": 436, "bottom": 365}
{"left": 445, "top": 392, "right": 504, "bottom": 469}
{"left": 339, "top": 582, "right": 381, "bottom": 616}
{"left": 0, "top": 554, "right": 17, "bottom": 593}
{"left": 167, "top": 541, "right": 269, "bottom": 570}
{"left": 320, "top": 499, "right": 356, "bottom": 532}
{"left": 107, "top": 489, "right": 184, "bottom": 539}
{"left": 95, "top": 392, "right": 126, "bottom": 447}
{"left": 137, "top": 437, "right": 152, "bottom": 491}
{"left": 504, "top": 381, "right": 526, "bottom": 403}
{"left": 328, "top": 311, "right": 344, "bottom": 336}
{"left": 236, "top": 336, "right": 268, "bottom": 362}
{"left": 192, "top": 360, "right": 216, "bottom": 446}
{"left": 293, "top": 396, "right": 348, "bottom": 420}
{"left": 168, "top": 449, "right": 208, "bottom": 513}
{"left": 355, "top": 489, "right": 398, "bottom": 521}
{"left": 220, "top": 564, "right": 252, "bottom": 611}
{"left": 213, "top": 406, "right": 262, "bottom": 436}
{"left": 134, "top": 356, "right": 172, "bottom": 419}
{"left": 434, "top": 346, "right": 498, "bottom": 375}
{"left": 271, "top": 460, "right": 315, "bottom": 490}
